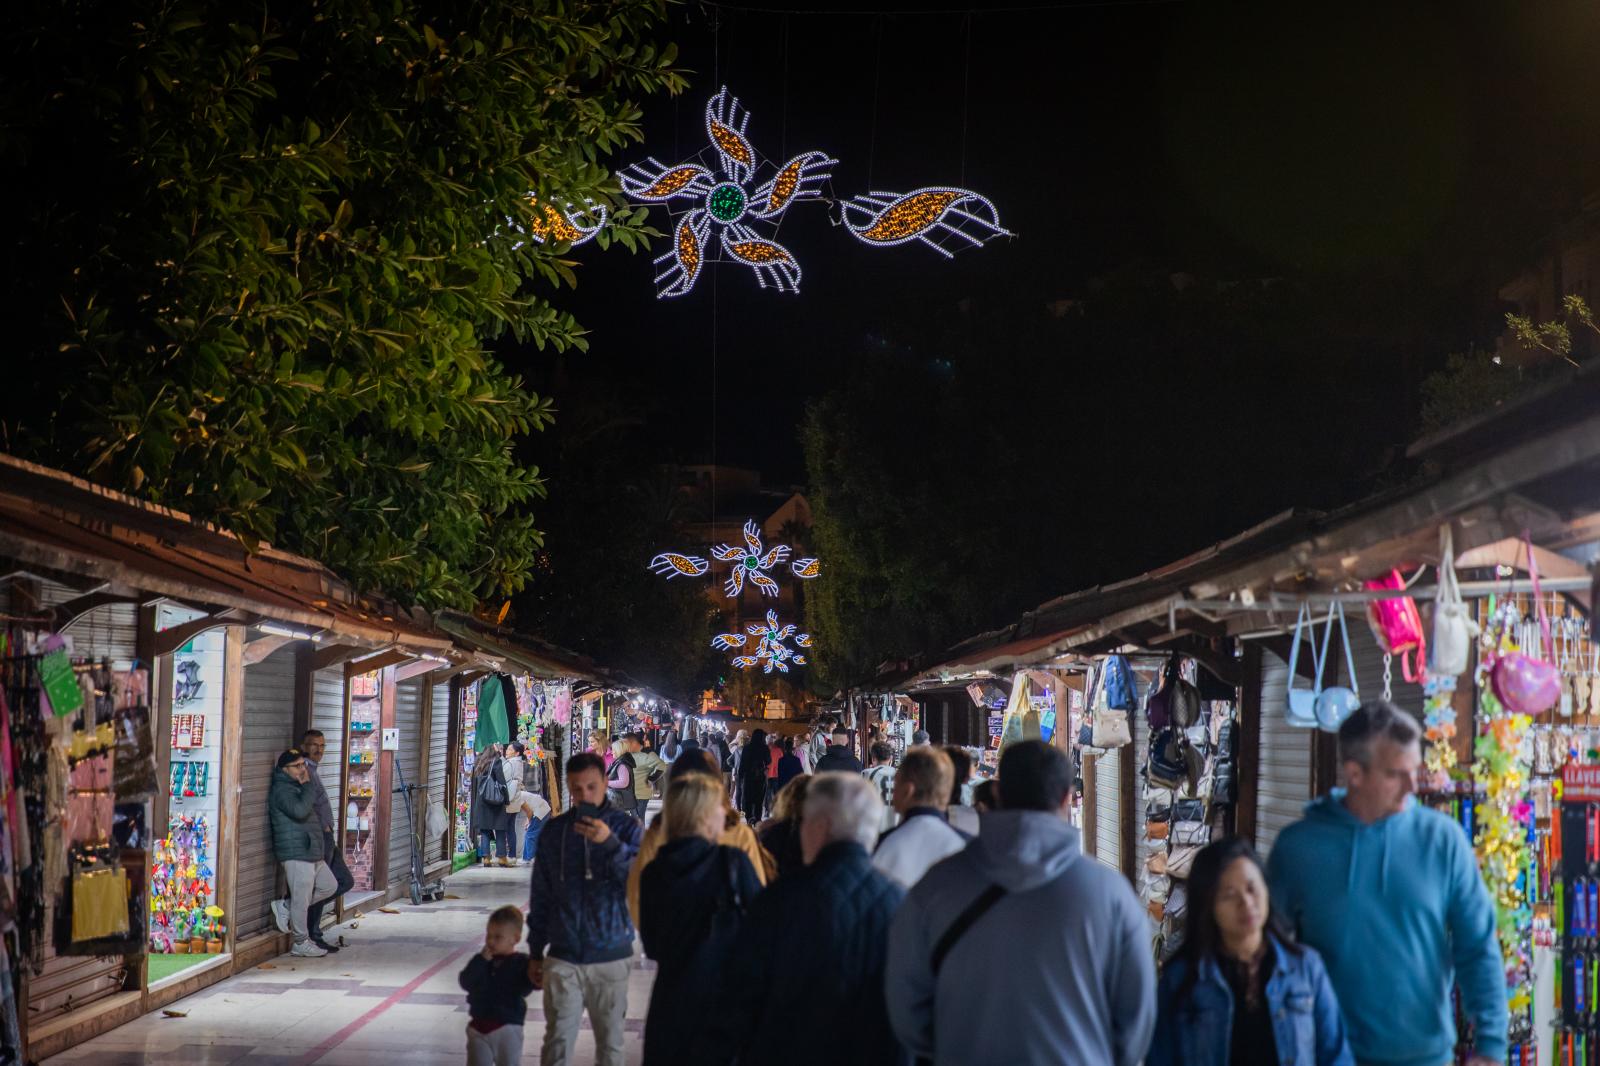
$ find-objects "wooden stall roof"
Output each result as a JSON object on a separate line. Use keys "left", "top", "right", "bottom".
{"left": 0, "top": 452, "right": 453, "bottom": 653}
{"left": 434, "top": 611, "right": 613, "bottom": 685}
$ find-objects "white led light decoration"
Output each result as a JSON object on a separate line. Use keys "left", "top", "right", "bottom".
{"left": 619, "top": 87, "right": 838, "bottom": 298}
{"left": 790, "top": 558, "right": 821, "bottom": 580}
{"left": 714, "top": 609, "right": 812, "bottom": 674}
{"left": 524, "top": 196, "right": 608, "bottom": 247}
{"left": 711, "top": 519, "right": 790, "bottom": 598}
{"left": 840, "top": 187, "right": 1012, "bottom": 258}
{"left": 647, "top": 553, "right": 709, "bottom": 580}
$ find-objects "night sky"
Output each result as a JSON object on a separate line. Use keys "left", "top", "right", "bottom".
{"left": 511, "top": 1, "right": 1600, "bottom": 486}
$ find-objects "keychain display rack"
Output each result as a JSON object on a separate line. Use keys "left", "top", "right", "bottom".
{"left": 344, "top": 672, "right": 381, "bottom": 891}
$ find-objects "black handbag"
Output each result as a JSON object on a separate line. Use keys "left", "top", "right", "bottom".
{"left": 1211, "top": 758, "right": 1237, "bottom": 804}
{"left": 1147, "top": 729, "right": 1188, "bottom": 790}
{"left": 1173, "top": 797, "right": 1206, "bottom": 823}
{"left": 476, "top": 763, "right": 509, "bottom": 807}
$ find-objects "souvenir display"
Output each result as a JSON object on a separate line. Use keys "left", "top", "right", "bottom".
{"left": 150, "top": 815, "right": 220, "bottom": 954}
{"left": 345, "top": 672, "right": 381, "bottom": 891}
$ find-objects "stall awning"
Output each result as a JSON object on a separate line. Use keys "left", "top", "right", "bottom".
{"left": 434, "top": 611, "right": 607, "bottom": 684}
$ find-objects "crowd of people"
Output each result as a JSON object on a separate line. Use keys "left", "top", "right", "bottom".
{"left": 269, "top": 701, "right": 1510, "bottom": 1066}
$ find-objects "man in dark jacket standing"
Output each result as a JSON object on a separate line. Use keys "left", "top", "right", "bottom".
{"left": 268, "top": 750, "right": 338, "bottom": 958}
{"left": 526, "top": 752, "right": 643, "bottom": 1066}
{"left": 297, "top": 729, "right": 353, "bottom": 953}
{"left": 700, "top": 771, "right": 905, "bottom": 1066}
{"left": 813, "top": 726, "right": 864, "bottom": 774}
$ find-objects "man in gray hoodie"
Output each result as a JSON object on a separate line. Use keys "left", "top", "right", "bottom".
{"left": 885, "top": 740, "right": 1155, "bottom": 1066}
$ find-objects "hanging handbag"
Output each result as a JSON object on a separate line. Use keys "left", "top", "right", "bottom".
{"left": 1103, "top": 655, "right": 1138, "bottom": 711}
{"left": 1286, "top": 602, "right": 1323, "bottom": 728}
{"left": 1431, "top": 525, "right": 1479, "bottom": 679}
{"left": 1314, "top": 602, "right": 1361, "bottom": 732}
{"left": 1146, "top": 655, "right": 1200, "bottom": 731}
{"left": 1491, "top": 535, "right": 1562, "bottom": 716}
{"left": 1089, "top": 663, "right": 1133, "bottom": 749}
{"left": 1365, "top": 569, "right": 1428, "bottom": 684}
{"left": 1147, "top": 729, "right": 1188, "bottom": 789}
{"left": 476, "top": 762, "right": 509, "bottom": 807}
{"left": 1166, "top": 844, "right": 1202, "bottom": 879}
{"left": 1171, "top": 820, "right": 1211, "bottom": 847}
{"left": 1172, "top": 797, "right": 1207, "bottom": 823}
{"left": 70, "top": 859, "right": 130, "bottom": 941}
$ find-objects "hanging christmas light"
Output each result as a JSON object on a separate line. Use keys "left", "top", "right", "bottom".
{"left": 713, "top": 609, "right": 812, "bottom": 674}
{"left": 840, "top": 186, "right": 1011, "bottom": 257}
{"left": 712, "top": 519, "right": 790, "bottom": 598}
{"left": 647, "top": 553, "right": 709, "bottom": 580}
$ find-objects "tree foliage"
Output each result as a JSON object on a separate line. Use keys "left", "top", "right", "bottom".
{"left": 0, "top": 0, "right": 684, "bottom": 607}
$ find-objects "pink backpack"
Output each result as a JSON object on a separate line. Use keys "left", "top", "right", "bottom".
{"left": 1365, "top": 569, "right": 1428, "bottom": 684}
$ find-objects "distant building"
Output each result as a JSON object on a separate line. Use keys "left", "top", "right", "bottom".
{"left": 1496, "top": 190, "right": 1600, "bottom": 366}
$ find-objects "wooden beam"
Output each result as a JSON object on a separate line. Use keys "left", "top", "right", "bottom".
{"left": 218, "top": 626, "right": 246, "bottom": 954}
{"left": 347, "top": 648, "right": 411, "bottom": 678}
{"left": 1119, "top": 738, "right": 1136, "bottom": 887}
{"left": 395, "top": 658, "right": 442, "bottom": 684}
{"left": 1236, "top": 643, "right": 1262, "bottom": 848}
{"left": 242, "top": 634, "right": 294, "bottom": 667}
{"left": 51, "top": 590, "right": 135, "bottom": 628}
{"left": 308, "top": 642, "right": 365, "bottom": 673}
{"left": 373, "top": 666, "right": 397, "bottom": 892}
{"left": 153, "top": 610, "right": 249, "bottom": 657}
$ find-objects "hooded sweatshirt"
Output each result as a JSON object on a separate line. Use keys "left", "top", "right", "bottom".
{"left": 1266, "top": 791, "right": 1507, "bottom": 1066}
{"left": 885, "top": 810, "right": 1156, "bottom": 1066}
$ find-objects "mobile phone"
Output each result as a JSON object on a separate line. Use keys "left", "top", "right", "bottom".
{"left": 572, "top": 802, "right": 604, "bottom": 820}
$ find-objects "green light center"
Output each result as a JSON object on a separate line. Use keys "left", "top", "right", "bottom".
{"left": 708, "top": 183, "right": 747, "bottom": 223}
{"left": 744, "top": 555, "right": 759, "bottom": 569}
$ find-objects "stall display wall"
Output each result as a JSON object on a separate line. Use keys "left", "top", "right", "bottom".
{"left": 386, "top": 679, "right": 423, "bottom": 891}
{"left": 455, "top": 682, "right": 479, "bottom": 857}
{"left": 235, "top": 645, "right": 297, "bottom": 943}
{"left": 21, "top": 587, "right": 140, "bottom": 1031}
{"left": 345, "top": 672, "right": 380, "bottom": 892}
{"left": 154, "top": 620, "right": 225, "bottom": 958}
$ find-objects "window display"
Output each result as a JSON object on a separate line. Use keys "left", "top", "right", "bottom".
{"left": 345, "top": 672, "right": 380, "bottom": 892}
{"left": 151, "top": 615, "right": 225, "bottom": 965}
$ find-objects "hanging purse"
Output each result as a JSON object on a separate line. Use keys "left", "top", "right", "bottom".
{"left": 70, "top": 858, "right": 130, "bottom": 941}
{"left": 1148, "top": 655, "right": 1201, "bottom": 731}
{"left": 1147, "top": 729, "right": 1188, "bottom": 789}
{"left": 1314, "top": 601, "right": 1361, "bottom": 731}
{"left": 1090, "top": 663, "right": 1133, "bottom": 749}
{"left": 1431, "top": 525, "right": 1478, "bottom": 679}
{"left": 1491, "top": 535, "right": 1562, "bottom": 716}
{"left": 1365, "top": 569, "right": 1428, "bottom": 683}
{"left": 1286, "top": 601, "right": 1323, "bottom": 728}
{"left": 1166, "top": 844, "right": 1202, "bottom": 879}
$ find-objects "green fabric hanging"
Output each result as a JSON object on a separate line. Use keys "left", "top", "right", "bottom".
{"left": 475, "top": 676, "right": 511, "bottom": 752}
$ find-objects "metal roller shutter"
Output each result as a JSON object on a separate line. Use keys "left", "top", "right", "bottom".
{"left": 388, "top": 680, "right": 424, "bottom": 891}
{"left": 1092, "top": 748, "right": 1121, "bottom": 872}
{"left": 1256, "top": 650, "right": 1313, "bottom": 858}
{"left": 428, "top": 682, "right": 453, "bottom": 865}
{"left": 311, "top": 668, "right": 347, "bottom": 809}
{"left": 237, "top": 644, "right": 298, "bottom": 941}
{"left": 30, "top": 592, "right": 138, "bottom": 1023}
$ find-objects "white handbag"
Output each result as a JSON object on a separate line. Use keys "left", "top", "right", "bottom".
{"left": 1431, "top": 526, "right": 1478, "bottom": 679}
{"left": 1090, "top": 665, "right": 1133, "bottom": 748}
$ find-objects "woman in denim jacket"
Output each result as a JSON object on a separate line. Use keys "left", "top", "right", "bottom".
{"left": 1148, "top": 837, "right": 1353, "bottom": 1066}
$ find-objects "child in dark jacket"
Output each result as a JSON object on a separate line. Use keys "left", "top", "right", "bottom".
{"left": 459, "top": 905, "right": 536, "bottom": 1066}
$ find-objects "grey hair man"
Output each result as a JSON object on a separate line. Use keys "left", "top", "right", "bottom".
{"left": 698, "top": 773, "right": 906, "bottom": 1066}
{"left": 1268, "top": 701, "right": 1505, "bottom": 1066}
{"left": 886, "top": 740, "right": 1155, "bottom": 1065}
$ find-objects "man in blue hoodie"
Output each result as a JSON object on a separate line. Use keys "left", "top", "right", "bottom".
{"left": 886, "top": 740, "right": 1156, "bottom": 1065}
{"left": 526, "top": 752, "right": 642, "bottom": 1066}
{"left": 1267, "top": 701, "right": 1505, "bottom": 1066}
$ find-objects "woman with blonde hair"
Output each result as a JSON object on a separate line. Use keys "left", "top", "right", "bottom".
{"left": 627, "top": 749, "right": 770, "bottom": 926}
{"left": 756, "top": 774, "right": 811, "bottom": 880}
{"left": 639, "top": 772, "right": 763, "bottom": 1065}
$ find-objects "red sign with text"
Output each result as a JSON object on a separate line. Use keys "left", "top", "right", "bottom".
{"left": 1563, "top": 764, "right": 1600, "bottom": 802}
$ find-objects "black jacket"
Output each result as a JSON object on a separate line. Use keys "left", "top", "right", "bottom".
{"left": 470, "top": 757, "right": 514, "bottom": 835}
{"left": 701, "top": 841, "right": 907, "bottom": 1066}
{"left": 640, "top": 837, "right": 763, "bottom": 1066}
{"left": 458, "top": 951, "right": 535, "bottom": 1026}
{"left": 756, "top": 819, "right": 805, "bottom": 881}
{"left": 814, "top": 745, "right": 864, "bottom": 774}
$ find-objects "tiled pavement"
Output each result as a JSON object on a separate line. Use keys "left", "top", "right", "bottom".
{"left": 44, "top": 864, "right": 656, "bottom": 1065}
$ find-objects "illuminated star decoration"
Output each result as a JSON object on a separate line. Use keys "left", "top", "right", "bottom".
{"left": 620, "top": 87, "right": 837, "bottom": 297}
{"left": 712, "top": 609, "right": 814, "bottom": 674}
{"left": 712, "top": 520, "right": 790, "bottom": 598}
{"left": 506, "top": 195, "right": 607, "bottom": 250}
{"left": 840, "top": 187, "right": 1012, "bottom": 257}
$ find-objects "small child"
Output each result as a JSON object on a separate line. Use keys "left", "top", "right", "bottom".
{"left": 459, "top": 904, "right": 536, "bottom": 1066}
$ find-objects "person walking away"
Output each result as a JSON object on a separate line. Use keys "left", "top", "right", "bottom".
{"left": 793, "top": 731, "right": 813, "bottom": 773}
{"left": 863, "top": 742, "right": 898, "bottom": 832}
{"left": 526, "top": 752, "right": 643, "bottom": 1066}
{"left": 626, "top": 732, "right": 666, "bottom": 813}
{"left": 294, "top": 729, "right": 353, "bottom": 953}
{"left": 942, "top": 746, "right": 979, "bottom": 836}
{"left": 1266, "top": 701, "right": 1506, "bottom": 1066}
{"left": 810, "top": 722, "right": 833, "bottom": 766}
{"left": 872, "top": 747, "right": 967, "bottom": 889}
{"left": 1148, "top": 837, "right": 1351, "bottom": 1066}
{"left": 754, "top": 775, "right": 812, "bottom": 881}
{"left": 472, "top": 744, "right": 516, "bottom": 866}
{"left": 911, "top": 729, "right": 931, "bottom": 747}
{"left": 627, "top": 750, "right": 771, "bottom": 927}
{"left": 734, "top": 728, "right": 771, "bottom": 826}
{"left": 607, "top": 737, "right": 640, "bottom": 820}
{"left": 459, "top": 904, "right": 537, "bottom": 1066}
{"left": 886, "top": 740, "right": 1155, "bottom": 1065}
{"left": 814, "top": 727, "right": 864, "bottom": 774}
{"left": 268, "top": 749, "right": 338, "bottom": 958}
{"left": 775, "top": 737, "right": 804, "bottom": 792}
{"left": 640, "top": 773, "right": 764, "bottom": 1066}
{"left": 764, "top": 733, "right": 783, "bottom": 817}
{"left": 700, "top": 773, "right": 905, "bottom": 1066}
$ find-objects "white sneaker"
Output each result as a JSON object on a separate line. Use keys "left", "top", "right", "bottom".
{"left": 290, "top": 940, "right": 327, "bottom": 958}
{"left": 271, "top": 899, "right": 290, "bottom": 934}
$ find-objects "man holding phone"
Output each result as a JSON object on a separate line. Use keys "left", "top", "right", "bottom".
{"left": 526, "top": 752, "right": 643, "bottom": 1066}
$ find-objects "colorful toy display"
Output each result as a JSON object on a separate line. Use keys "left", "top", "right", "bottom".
{"left": 151, "top": 814, "right": 220, "bottom": 953}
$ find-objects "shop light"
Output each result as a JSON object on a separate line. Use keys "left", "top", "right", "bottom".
{"left": 258, "top": 622, "right": 322, "bottom": 642}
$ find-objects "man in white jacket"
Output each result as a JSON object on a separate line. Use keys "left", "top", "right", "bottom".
{"left": 871, "top": 746, "right": 967, "bottom": 889}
